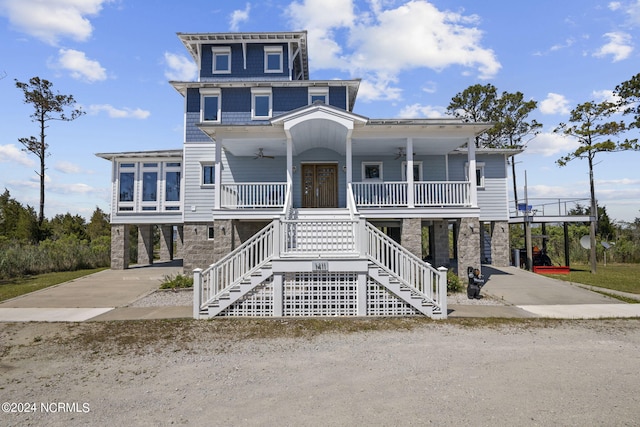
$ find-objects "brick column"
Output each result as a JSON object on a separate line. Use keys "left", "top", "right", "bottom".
{"left": 182, "top": 222, "right": 216, "bottom": 273}
{"left": 401, "top": 217, "right": 422, "bottom": 259}
{"left": 110, "top": 224, "right": 130, "bottom": 270}
{"left": 159, "top": 225, "right": 174, "bottom": 262}
{"left": 457, "top": 217, "right": 481, "bottom": 281}
{"left": 137, "top": 224, "right": 154, "bottom": 265}
{"left": 432, "top": 220, "right": 449, "bottom": 268}
{"left": 491, "top": 221, "right": 510, "bottom": 267}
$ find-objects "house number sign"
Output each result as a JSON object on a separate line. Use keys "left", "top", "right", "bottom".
{"left": 312, "top": 261, "right": 329, "bottom": 272}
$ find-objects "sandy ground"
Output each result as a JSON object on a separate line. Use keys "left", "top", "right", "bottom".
{"left": 1, "top": 318, "right": 639, "bottom": 426}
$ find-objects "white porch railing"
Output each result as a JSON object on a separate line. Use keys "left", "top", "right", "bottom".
{"left": 414, "top": 181, "right": 470, "bottom": 207}
{"left": 351, "top": 182, "right": 407, "bottom": 206}
{"left": 193, "top": 222, "right": 275, "bottom": 317}
{"left": 365, "top": 222, "right": 447, "bottom": 318}
{"left": 352, "top": 181, "right": 471, "bottom": 207}
{"left": 220, "top": 183, "right": 287, "bottom": 208}
{"left": 280, "top": 219, "right": 358, "bottom": 255}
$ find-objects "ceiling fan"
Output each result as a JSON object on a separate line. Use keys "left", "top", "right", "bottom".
{"left": 394, "top": 147, "right": 415, "bottom": 160}
{"left": 253, "top": 148, "right": 274, "bottom": 159}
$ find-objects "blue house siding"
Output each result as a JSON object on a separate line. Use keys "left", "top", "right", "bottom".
{"left": 274, "top": 87, "right": 307, "bottom": 112}
{"left": 329, "top": 86, "right": 347, "bottom": 110}
{"left": 200, "top": 43, "right": 290, "bottom": 80}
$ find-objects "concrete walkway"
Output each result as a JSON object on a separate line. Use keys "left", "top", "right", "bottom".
{"left": 0, "top": 262, "right": 639, "bottom": 321}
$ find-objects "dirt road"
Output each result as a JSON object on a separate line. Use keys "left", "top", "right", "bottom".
{"left": 1, "top": 318, "right": 639, "bottom": 426}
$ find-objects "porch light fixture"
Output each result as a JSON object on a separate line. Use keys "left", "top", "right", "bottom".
{"left": 292, "top": 166, "right": 297, "bottom": 173}
{"left": 342, "top": 165, "right": 347, "bottom": 172}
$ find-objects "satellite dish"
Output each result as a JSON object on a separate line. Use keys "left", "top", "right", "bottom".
{"left": 579, "top": 235, "right": 591, "bottom": 249}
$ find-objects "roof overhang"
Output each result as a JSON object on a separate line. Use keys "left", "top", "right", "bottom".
{"left": 176, "top": 31, "right": 309, "bottom": 80}
{"left": 95, "top": 149, "right": 183, "bottom": 161}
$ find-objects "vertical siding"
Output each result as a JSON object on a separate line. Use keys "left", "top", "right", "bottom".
{"left": 329, "top": 86, "right": 347, "bottom": 110}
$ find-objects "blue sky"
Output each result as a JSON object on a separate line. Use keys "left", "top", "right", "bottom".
{"left": 0, "top": 0, "right": 639, "bottom": 222}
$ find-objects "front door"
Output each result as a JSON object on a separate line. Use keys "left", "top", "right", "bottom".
{"left": 301, "top": 163, "right": 338, "bottom": 208}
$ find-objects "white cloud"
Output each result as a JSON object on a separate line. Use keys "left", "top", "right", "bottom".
{"left": 88, "top": 104, "right": 150, "bottom": 119}
{"left": 593, "top": 31, "right": 633, "bottom": 62}
{"left": 398, "top": 103, "right": 446, "bottom": 118}
{"left": 539, "top": 93, "right": 571, "bottom": 115}
{"left": 608, "top": 2, "right": 622, "bottom": 11}
{"left": 0, "top": 0, "right": 110, "bottom": 45}
{"left": 0, "top": 144, "right": 35, "bottom": 167}
{"left": 286, "top": 0, "right": 500, "bottom": 100}
{"left": 54, "top": 160, "right": 82, "bottom": 174}
{"left": 524, "top": 131, "right": 579, "bottom": 157}
{"left": 52, "top": 49, "right": 107, "bottom": 82}
{"left": 164, "top": 52, "right": 198, "bottom": 81}
{"left": 49, "top": 182, "right": 96, "bottom": 195}
{"left": 230, "top": 3, "right": 251, "bottom": 31}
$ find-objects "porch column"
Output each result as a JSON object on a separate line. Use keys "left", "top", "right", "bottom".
{"left": 401, "top": 218, "right": 422, "bottom": 259}
{"left": 286, "top": 133, "right": 293, "bottom": 187}
{"left": 110, "top": 224, "right": 130, "bottom": 270}
{"left": 137, "top": 224, "right": 154, "bottom": 265}
{"left": 214, "top": 140, "right": 222, "bottom": 209}
{"left": 467, "top": 137, "right": 478, "bottom": 207}
{"left": 406, "top": 137, "right": 414, "bottom": 208}
{"left": 346, "top": 133, "right": 353, "bottom": 184}
{"left": 159, "top": 225, "right": 174, "bottom": 262}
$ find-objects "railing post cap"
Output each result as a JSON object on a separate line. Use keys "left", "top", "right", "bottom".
{"left": 193, "top": 268, "right": 203, "bottom": 273}
{"left": 437, "top": 266, "right": 448, "bottom": 272}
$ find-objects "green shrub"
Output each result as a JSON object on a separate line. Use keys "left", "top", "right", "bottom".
{"left": 447, "top": 270, "right": 463, "bottom": 294}
{"left": 160, "top": 273, "right": 193, "bottom": 289}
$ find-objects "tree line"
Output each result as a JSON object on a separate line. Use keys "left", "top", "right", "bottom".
{"left": 0, "top": 189, "right": 111, "bottom": 279}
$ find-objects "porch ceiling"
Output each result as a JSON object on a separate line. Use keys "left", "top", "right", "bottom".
{"left": 219, "top": 129, "right": 470, "bottom": 157}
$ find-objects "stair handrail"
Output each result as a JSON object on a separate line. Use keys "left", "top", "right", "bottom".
{"left": 280, "top": 182, "right": 293, "bottom": 220}
{"left": 346, "top": 183, "right": 360, "bottom": 221}
{"left": 365, "top": 222, "right": 447, "bottom": 317}
{"left": 194, "top": 221, "right": 275, "bottom": 315}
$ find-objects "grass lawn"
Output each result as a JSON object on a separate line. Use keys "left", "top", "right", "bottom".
{"left": 0, "top": 268, "right": 106, "bottom": 302}
{"left": 544, "top": 263, "right": 640, "bottom": 295}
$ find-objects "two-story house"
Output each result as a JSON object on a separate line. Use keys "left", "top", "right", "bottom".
{"left": 98, "top": 31, "right": 518, "bottom": 319}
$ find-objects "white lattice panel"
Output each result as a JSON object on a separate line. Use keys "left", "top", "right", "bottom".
{"left": 220, "top": 277, "right": 274, "bottom": 317}
{"left": 283, "top": 273, "right": 357, "bottom": 316}
{"left": 366, "top": 278, "right": 419, "bottom": 316}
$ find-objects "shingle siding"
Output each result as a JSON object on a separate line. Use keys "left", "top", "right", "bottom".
{"left": 200, "top": 43, "right": 290, "bottom": 79}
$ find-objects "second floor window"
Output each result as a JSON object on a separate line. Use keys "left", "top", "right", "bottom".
{"left": 202, "top": 164, "right": 215, "bottom": 186}
{"left": 212, "top": 47, "right": 231, "bottom": 74}
{"left": 309, "top": 88, "right": 329, "bottom": 105}
{"left": 252, "top": 88, "right": 272, "bottom": 119}
{"left": 201, "top": 90, "right": 221, "bottom": 122}
{"left": 264, "top": 46, "right": 283, "bottom": 73}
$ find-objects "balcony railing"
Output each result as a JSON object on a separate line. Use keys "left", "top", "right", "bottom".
{"left": 220, "top": 183, "right": 287, "bottom": 208}
{"left": 352, "top": 181, "right": 471, "bottom": 207}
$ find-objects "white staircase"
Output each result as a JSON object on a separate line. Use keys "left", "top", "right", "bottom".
{"left": 194, "top": 208, "right": 447, "bottom": 319}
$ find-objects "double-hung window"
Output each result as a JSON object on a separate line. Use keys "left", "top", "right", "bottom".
{"left": 212, "top": 47, "right": 231, "bottom": 74}
{"left": 362, "top": 162, "right": 383, "bottom": 181}
{"left": 264, "top": 46, "right": 283, "bottom": 73}
{"left": 251, "top": 88, "right": 272, "bottom": 120}
{"left": 201, "top": 89, "right": 221, "bottom": 122}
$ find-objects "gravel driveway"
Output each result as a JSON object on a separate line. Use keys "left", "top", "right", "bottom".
{"left": 1, "top": 318, "right": 639, "bottom": 426}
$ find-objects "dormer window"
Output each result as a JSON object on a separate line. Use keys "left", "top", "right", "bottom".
{"left": 212, "top": 47, "right": 231, "bottom": 74}
{"left": 309, "top": 87, "right": 329, "bottom": 105}
{"left": 264, "top": 46, "right": 283, "bottom": 73}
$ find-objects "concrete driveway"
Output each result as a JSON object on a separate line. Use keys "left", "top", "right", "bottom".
{"left": 0, "top": 260, "right": 187, "bottom": 322}
{"left": 1, "top": 261, "right": 639, "bottom": 321}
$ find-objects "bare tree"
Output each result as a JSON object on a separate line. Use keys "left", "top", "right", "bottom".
{"left": 15, "top": 77, "right": 85, "bottom": 227}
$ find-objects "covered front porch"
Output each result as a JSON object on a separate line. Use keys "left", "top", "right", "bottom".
{"left": 198, "top": 103, "right": 489, "bottom": 216}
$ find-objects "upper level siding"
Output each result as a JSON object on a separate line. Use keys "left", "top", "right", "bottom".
{"left": 200, "top": 43, "right": 290, "bottom": 80}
